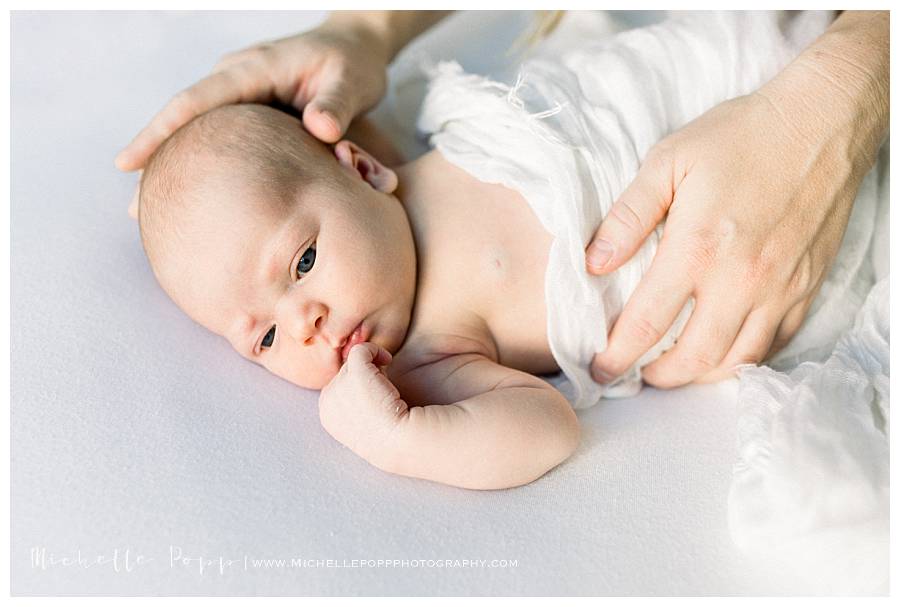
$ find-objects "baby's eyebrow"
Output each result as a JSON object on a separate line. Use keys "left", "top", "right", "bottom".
{"left": 255, "top": 216, "right": 300, "bottom": 291}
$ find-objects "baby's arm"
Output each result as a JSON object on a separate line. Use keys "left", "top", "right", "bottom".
{"left": 318, "top": 344, "right": 580, "bottom": 490}
{"left": 389, "top": 353, "right": 581, "bottom": 490}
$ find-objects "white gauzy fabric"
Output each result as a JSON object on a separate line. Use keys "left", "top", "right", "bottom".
{"left": 728, "top": 277, "right": 890, "bottom": 594}
{"left": 727, "top": 140, "right": 890, "bottom": 594}
{"left": 417, "top": 11, "right": 833, "bottom": 410}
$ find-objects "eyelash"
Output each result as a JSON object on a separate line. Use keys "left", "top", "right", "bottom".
{"left": 258, "top": 242, "right": 316, "bottom": 353}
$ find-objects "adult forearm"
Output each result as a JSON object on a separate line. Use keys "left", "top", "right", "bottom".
{"left": 324, "top": 10, "right": 452, "bottom": 63}
{"left": 383, "top": 387, "right": 580, "bottom": 491}
{"left": 759, "top": 10, "right": 888, "bottom": 171}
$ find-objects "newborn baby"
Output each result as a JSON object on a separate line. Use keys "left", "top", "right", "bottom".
{"left": 140, "top": 11, "right": 872, "bottom": 490}
{"left": 140, "top": 102, "right": 574, "bottom": 491}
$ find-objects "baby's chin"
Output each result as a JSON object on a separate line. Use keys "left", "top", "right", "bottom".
{"left": 266, "top": 361, "right": 340, "bottom": 392}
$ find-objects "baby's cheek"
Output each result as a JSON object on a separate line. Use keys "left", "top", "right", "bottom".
{"left": 266, "top": 355, "right": 338, "bottom": 391}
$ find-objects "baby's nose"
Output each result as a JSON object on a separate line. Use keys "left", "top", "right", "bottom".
{"left": 283, "top": 301, "right": 330, "bottom": 346}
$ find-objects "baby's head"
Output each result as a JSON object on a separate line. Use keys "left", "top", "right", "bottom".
{"left": 139, "top": 104, "right": 417, "bottom": 389}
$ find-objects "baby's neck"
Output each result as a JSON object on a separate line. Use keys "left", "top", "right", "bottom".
{"left": 393, "top": 150, "right": 475, "bottom": 241}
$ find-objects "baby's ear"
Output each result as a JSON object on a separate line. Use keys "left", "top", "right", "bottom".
{"left": 333, "top": 140, "right": 398, "bottom": 194}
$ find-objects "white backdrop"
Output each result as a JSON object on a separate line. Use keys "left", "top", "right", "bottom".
{"left": 11, "top": 11, "right": 813, "bottom": 595}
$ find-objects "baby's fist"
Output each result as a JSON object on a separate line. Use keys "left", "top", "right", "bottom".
{"left": 318, "top": 342, "right": 408, "bottom": 469}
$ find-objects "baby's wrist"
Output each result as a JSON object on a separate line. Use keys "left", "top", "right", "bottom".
{"left": 355, "top": 408, "right": 415, "bottom": 476}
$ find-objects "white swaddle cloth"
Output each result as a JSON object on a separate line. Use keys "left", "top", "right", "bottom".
{"left": 417, "top": 11, "right": 835, "bottom": 410}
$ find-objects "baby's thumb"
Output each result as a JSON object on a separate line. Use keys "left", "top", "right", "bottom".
{"left": 585, "top": 152, "right": 675, "bottom": 275}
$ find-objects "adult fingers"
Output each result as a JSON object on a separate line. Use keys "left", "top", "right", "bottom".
{"left": 301, "top": 75, "right": 360, "bottom": 143}
{"left": 211, "top": 42, "right": 271, "bottom": 74}
{"left": 115, "top": 65, "right": 275, "bottom": 171}
{"left": 585, "top": 147, "right": 677, "bottom": 275}
{"left": 590, "top": 251, "right": 693, "bottom": 383}
{"left": 764, "top": 297, "right": 814, "bottom": 360}
{"left": 693, "top": 306, "right": 781, "bottom": 384}
{"left": 641, "top": 296, "right": 748, "bottom": 388}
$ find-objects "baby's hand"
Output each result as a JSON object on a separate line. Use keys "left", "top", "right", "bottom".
{"left": 317, "top": 342, "right": 409, "bottom": 470}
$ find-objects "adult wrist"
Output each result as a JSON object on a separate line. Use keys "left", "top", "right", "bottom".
{"left": 320, "top": 11, "right": 394, "bottom": 66}
{"left": 757, "top": 11, "right": 888, "bottom": 175}
{"left": 322, "top": 10, "right": 450, "bottom": 64}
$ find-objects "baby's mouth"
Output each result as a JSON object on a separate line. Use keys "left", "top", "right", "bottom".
{"left": 339, "top": 321, "right": 367, "bottom": 363}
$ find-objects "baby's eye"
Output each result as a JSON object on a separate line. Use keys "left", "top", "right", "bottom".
{"left": 261, "top": 326, "right": 276, "bottom": 349}
{"left": 296, "top": 244, "right": 316, "bottom": 278}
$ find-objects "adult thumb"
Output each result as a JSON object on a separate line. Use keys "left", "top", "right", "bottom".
{"left": 303, "top": 87, "right": 356, "bottom": 144}
{"left": 585, "top": 150, "right": 676, "bottom": 275}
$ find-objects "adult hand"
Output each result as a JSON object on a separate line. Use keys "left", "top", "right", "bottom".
{"left": 115, "top": 19, "right": 392, "bottom": 173}
{"left": 585, "top": 11, "right": 888, "bottom": 389}
{"left": 584, "top": 87, "right": 880, "bottom": 388}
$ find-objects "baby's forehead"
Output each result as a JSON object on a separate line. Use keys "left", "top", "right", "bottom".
{"left": 194, "top": 163, "right": 297, "bottom": 220}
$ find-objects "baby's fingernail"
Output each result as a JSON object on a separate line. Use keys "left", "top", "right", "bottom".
{"left": 587, "top": 240, "right": 614, "bottom": 269}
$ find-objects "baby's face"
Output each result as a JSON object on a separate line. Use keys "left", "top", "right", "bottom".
{"left": 168, "top": 160, "right": 417, "bottom": 390}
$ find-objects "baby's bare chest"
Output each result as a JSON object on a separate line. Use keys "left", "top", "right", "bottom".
{"left": 404, "top": 160, "right": 559, "bottom": 375}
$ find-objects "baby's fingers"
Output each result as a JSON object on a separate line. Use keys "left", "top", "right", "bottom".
{"left": 115, "top": 65, "right": 275, "bottom": 171}
{"left": 346, "top": 342, "right": 392, "bottom": 369}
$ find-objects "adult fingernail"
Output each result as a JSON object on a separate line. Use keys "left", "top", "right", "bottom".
{"left": 592, "top": 365, "right": 615, "bottom": 385}
{"left": 587, "top": 240, "right": 614, "bottom": 270}
{"left": 317, "top": 109, "right": 340, "bottom": 133}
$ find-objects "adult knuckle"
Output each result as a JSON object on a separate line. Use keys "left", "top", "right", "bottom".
{"left": 680, "top": 350, "right": 717, "bottom": 374}
{"left": 246, "top": 47, "right": 276, "bottom": 71}
{"left": 737, "top": 249, "right": 772, "bottom": 291}
{"left": 626, "top": 316, "right": 665, "bottom": 348}
{"left": 170, "top": 90, "right": 199, "bottom": 121}
{"left": 607, "top": 198, "right": 646, "bottom": 237}
{"left": 645, "top": 140, "right": 675, "bottom": 169}
{"left": 684, "top": 228, "right": 721, "bottom": 275}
